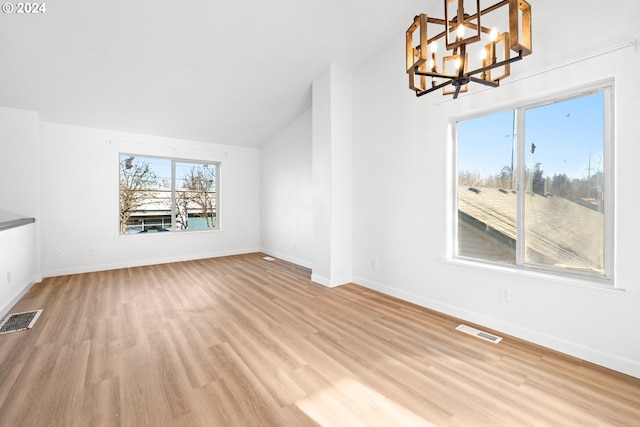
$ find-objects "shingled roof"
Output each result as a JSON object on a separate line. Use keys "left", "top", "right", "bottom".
{"left": 457, "top": 186, "right": 604, "bottom": 273}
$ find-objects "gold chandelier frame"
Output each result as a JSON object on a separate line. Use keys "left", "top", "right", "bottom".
{"left": 407, "top": 0, "right": 532, "bottom": 99}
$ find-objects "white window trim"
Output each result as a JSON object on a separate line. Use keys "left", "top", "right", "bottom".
{"left": 448, "top": 80, "right": 616, "bottom": 289}
{"left": 118, "top": 153, "right": 221, "bottom": 235}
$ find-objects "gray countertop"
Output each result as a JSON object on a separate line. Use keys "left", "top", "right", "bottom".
{"left": 0, "top": 211, "right": 35, "bottom": 231}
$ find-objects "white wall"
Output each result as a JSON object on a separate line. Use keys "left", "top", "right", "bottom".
{"left": 0, "top": 106, "right": 41, "bottom": 317}
{"left": 41, "top": 122, "right": 261, "bottom": 276}
{"left": 0, "top": 106, "right": 40, "bottom": 218}
{"left": 311, "top": 64, "right": 353, "bottom": 287}
{"left": 0, "top": 224, "right": 38, "bottom": 316}
{"left": 260, "top": 108, "right": 313, "bottom": 268}
{"left": 351, "top": 1, "right": 640, "bottom": 377}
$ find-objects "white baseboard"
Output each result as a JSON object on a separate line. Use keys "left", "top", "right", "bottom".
{"left": 260, "top": 248, "right": 312, "bottom": 269}
{"left": 0, "top": 275, "right": 41, "bottom": 319}
{"left": 43, "top": 247, "right": 261, "bottom": 278}
{"left": 311, "top": 273, "right": 351, "bottom": 288}
{"left": 353, "top": 275, "right": 640, "bottom": 380}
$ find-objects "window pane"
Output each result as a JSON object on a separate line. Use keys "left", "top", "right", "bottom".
{"left": 119, "top": 156, "right": 172, "bottom": 234}
{"left": 523, "top": 93, "right": 605, "bottom": 274}
{"left": 457, "top": 110, "right": 516, "bottom": 264}
{"left": 175, "top": 162, "right": 218, "bottom": 230}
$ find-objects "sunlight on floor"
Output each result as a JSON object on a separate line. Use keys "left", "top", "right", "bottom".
{"left": 295, "top": 377, "right": 435, "bottom": 426}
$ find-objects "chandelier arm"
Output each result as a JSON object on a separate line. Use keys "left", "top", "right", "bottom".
{"left": 415, "top": 79, "right": 454, "bottom": 97}
{"left": 467, "top": 76, "right": 499, "bottom": 87}
{"left": 465, "top": 51, "right": 523, "bottom": 78}
{"left": 414, "top": 70, "right": 458, "bottom": 80}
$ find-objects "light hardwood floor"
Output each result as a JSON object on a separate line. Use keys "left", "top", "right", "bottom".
{"left": 0, "top": 253, "right": 638, "bottom": 426}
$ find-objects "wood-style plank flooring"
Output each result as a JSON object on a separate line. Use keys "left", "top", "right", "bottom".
{"left": 0, "top": 253, "right": 638, "bottom": 426}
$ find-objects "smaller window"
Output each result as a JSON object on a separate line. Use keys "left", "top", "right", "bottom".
{"left": 119, "top": 155, "right": 219, "bottom": 234}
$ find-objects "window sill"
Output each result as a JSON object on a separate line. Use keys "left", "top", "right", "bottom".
{"left": 119, "top": 228, "right": 222, "bottom": 237}
{"left": 445, "top": 256, "right": 622, "bottom": 293}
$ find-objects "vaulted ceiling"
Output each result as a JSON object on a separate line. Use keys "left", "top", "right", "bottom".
{"left": 0, "top": 0, "right": 428, "bottom": 147}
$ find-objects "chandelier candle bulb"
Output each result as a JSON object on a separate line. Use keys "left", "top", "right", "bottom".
{"left": 480, "top": 48, "right": 488, "bottom": 80}
{"left": 490, "top": 27, "right": 499, "bottom": 42}
{"left": 493, "top": 45, "right": 498, "bottom": 65}
{"left": 489, "top": 28, "right": 499, "bottom": 65}
{"left": 430, "top": 41, "right": 438, "bottom": 87}
{"left": 430, "top": 42, "right": 437, "bottom": 72}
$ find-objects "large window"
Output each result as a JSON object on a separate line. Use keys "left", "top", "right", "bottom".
{"left": 119, "top": 154, "right": 220, "bottom": 234}
{"left": 454, "top": 86, "right": 613, "bottom": 282}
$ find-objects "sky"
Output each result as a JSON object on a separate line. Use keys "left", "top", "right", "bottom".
{"left": 120, "top": 156, "right": 217, "bottom": 189}
{"left": 457, "top": 91, "right": 605, "bottom": 181}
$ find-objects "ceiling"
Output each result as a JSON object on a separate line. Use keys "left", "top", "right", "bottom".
{"left": 0, "top": 0, "right": 428, "bottom": 147}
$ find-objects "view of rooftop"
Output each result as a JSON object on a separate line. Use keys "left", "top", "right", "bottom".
{"left": 458, "top": 184, "right": 604, "bottom": 274}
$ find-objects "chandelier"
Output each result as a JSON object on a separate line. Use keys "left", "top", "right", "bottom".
{"left": 406, "top": 0, "right": 532, "bottom": 99}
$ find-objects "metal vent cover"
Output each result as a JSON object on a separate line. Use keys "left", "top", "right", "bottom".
{"left": 0, "top": 310, "right": 43, "bottom": 334}
{"left": 456, "top": 324, "right": 502, "bottom": 344}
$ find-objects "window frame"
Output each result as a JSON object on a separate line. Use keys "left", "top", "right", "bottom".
{"left": 449, "top": 82, "right": 615, "bottom": 287}
{"left": 118, "top": 153, "right": 221, "bottom": 235}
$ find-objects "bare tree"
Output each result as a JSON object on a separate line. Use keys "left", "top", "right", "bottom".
{"left": 181, "top": 164, "right": 217, "bottom": 228}
{"left": 500, "top": 165, "right": 514, "bottom": 190}
{"left": 119, "top": 157, "right": 158, "bottom": 234}
{"left": 175, "top": 189, "right": 190, "bottom": 230}
{"left": 458, "top": 170, "right": 482, "bottom": 187}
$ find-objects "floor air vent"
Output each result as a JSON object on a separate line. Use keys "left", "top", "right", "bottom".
{"left": 456, "top": 324, "right": 502, "bottom": 344}
{"left": 0, "top": 310, "right": 43, "bottom": 335}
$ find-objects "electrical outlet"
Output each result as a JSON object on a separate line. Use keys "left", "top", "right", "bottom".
{"left": 56, "top": 248, "right": 63, "bottom": 258}
{"left": 88, "top": 247, "right": 96, "bottom": 256}
{"left": 6, "top": 272, "right": 11, "bottom": 284}
{"left": 370, "top": 258, "right": 378, "bottom": 270}
{"left": 500, "top": 287, "right": 512, "bottom": 302}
